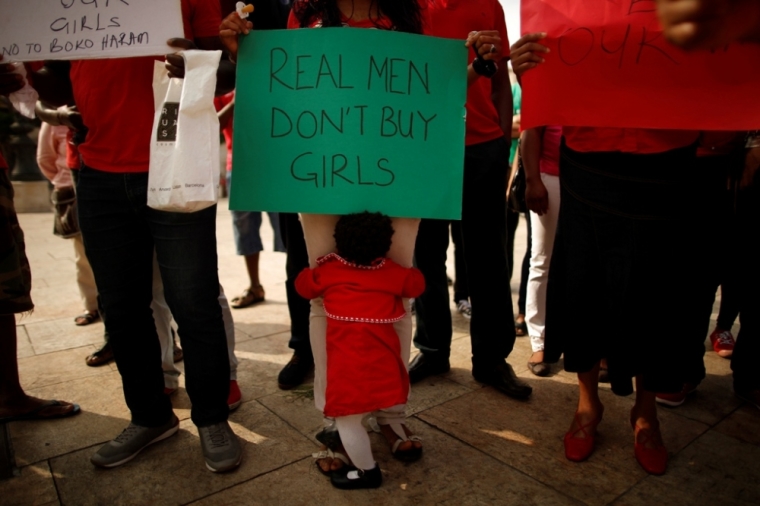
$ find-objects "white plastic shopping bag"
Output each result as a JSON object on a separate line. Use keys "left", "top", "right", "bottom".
{"left": 148, "top": 50, "right": 222, "bottom": 212}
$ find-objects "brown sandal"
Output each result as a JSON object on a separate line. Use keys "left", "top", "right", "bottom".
{"left": 231, "top": 286, "right": 265, "bottom": 309}
{"left": 75, "top": 310, "right": 100, "bottom": 326}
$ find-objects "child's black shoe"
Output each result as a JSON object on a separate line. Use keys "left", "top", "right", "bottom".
{"left": 330, "top": 464, "right": 382, "bottom": 490}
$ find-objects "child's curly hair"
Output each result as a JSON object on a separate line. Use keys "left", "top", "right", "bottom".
{"left": 334, "top": 212, "right": 394, "bottom": 266}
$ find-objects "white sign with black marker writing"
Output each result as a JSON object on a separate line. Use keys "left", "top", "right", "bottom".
{"left": 0, "top": 0, "right": 184, "bottom": 62}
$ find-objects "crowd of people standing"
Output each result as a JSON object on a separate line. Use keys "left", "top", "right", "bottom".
{"left": 1, "top": 0, "right": 758, "bottom": 493}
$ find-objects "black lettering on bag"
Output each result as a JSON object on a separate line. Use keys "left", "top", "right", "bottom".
{"left": 157, "top": 102, "right": 179, "bottom": 142}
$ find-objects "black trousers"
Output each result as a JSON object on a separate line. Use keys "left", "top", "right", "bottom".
{"left": 732, "top": 174, "right": 760, "bottom": 391}
{"left": 450, "top": 221, "right": 469, "bottom": 303}
{"left": 685, "top": 152, "right": 742, "bottom": 385}
{"left": 413, "top": 138, "right": 516, "bottom": 370}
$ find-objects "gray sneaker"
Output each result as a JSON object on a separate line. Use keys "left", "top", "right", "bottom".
{"left": 199, "top": 421, "right": 242, "bottom": 472}
{"left": 91, "top": 415, "right": 179, "bottom": 468}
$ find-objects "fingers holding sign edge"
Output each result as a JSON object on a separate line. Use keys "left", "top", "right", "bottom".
{"left": 220, "top": 11, "right": 255, "bottom": 62}
{"left": 510, "top": 33, "right": 550, "bottom": 78}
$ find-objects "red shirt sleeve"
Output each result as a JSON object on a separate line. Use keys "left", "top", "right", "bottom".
{"left": 295, "top": 267, "right": 323, "bottom": 299}
{"left": 493, "top": 0, "right": 509, "bottom": 60}
{"left": 287, "top": 9, "right": 299, "bottom": 29}
{"left": 402, "top": 268, "right": 426, "bottom": 299}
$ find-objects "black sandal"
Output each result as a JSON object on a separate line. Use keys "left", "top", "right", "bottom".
{"left": 381, "top": 423, "right": 423, "bottom": 462}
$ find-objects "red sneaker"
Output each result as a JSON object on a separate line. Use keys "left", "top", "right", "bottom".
{"left": 710, "top": 328, "right": 735, "bottom": 358}
{"left": 228, "top": 380, "right": 242, "bottom": 411}
{"left": 655, "top": 383, "right": 697, "bottom": 407}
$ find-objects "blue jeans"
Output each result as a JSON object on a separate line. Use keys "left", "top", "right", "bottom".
{"left": 76, "top": 166, "right": 229, "bottom": 428}
{"left": 226, "top": 172, "right": 285, "bottom": 254}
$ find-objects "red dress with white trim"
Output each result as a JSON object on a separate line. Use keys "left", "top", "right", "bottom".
{"left": 295, "top": 253, "right": 426, "bottom": 417}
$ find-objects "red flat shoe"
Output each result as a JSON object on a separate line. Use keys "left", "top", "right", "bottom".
{"left": 564, "top": 412, "right": 602, "bottom": 462}
{"left": 633, "top": 423, "right": 668, "bottom": 475}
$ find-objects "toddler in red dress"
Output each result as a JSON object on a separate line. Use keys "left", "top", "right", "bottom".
{"left": 296, "top": 212, "right": 425, "bottom": 489}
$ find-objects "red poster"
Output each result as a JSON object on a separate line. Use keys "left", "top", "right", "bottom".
{"left": 520, "top": 0, "right": 760, "bottom": 130}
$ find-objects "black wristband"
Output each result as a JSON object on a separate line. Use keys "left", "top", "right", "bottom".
{"left": 472, "top": 57, "right": 498, "bottom": 78}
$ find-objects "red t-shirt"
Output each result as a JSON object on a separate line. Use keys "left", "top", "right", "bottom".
{"left": 65, "top": 130, "right": 81, "bottom": 170}
{"left": 563, "top": 127, "right": 698, "bottom": 154}
{"left": 427, "top": 0, "right": 509, "bottom": 146}
{"left": 0, "top": 152, "right": 7, "bottom": 171}
{"left": 213, "top": 91, "right": 235, "bottom": 172}
{"left": 69, "top": 0, "right": 221, "bottom": 173}
{"left": 539, "top": 125, "right": 562, "bottom": 177}
{"left": 287, "top": 2, "right": 429, "bottom": 30}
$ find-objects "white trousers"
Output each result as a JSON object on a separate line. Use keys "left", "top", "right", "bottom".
{"left": 151, "top": 254, "right": 238, "bottom": 388}
{"left": 526, "top": 173, "right": 561, "bottom": 353}
{"left": 73, "top": 235, "right": 99, "bottom": 313}
{"left": 299, "top": 214, "right": 419, "bottom": 426}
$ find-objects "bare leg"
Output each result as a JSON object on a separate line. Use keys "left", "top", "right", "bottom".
{"left": 529, "top": 350, "right": 545, "bottom": 364}
{"left": 568, "top": 361, "right": 604, "bottom": 437}
{"left": 631, "top": 376, "right": 662, "bottom": 449}
{"left": 0, "top": 315, "right": 78, "bottom": 419}
{"left": 244, "top": 252, "right": 261, "bottom": 289}
{"left": 230, "top": 253, "right": 264, "bottom": 308}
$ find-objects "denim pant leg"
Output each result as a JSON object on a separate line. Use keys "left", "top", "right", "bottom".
{"left": 412, "top": 218, "right": 453, "bottom": 359}
{"left": 461, "top": 139, "right": 516, "bottom": 369}
{"left": 76, "top": 167, "right": 172, "bottom": 428}
{"left": 148, "top": 204, "right": 230, "bottom": 427}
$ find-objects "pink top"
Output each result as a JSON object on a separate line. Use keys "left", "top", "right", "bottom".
{"left": 36, "top": 122, "right": 73, "bottom": 189}
{"left": 539, "top": 125, "right": 562, "bottom": 177}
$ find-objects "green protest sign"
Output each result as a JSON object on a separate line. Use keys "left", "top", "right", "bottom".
{"left": 230, "top": 27, "right": 468, "bottom": 219}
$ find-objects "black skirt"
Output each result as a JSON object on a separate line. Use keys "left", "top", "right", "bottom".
{"left": 544, "top": 141, "right": 701, "bottom": 396}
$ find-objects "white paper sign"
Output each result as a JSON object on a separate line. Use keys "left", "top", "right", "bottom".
{"left": 0, "top": 0, "right": 185, "bottom": 62}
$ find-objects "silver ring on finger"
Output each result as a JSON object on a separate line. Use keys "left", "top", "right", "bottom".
{"left": 490, "top": 44, "right": 497, "bottom": 54}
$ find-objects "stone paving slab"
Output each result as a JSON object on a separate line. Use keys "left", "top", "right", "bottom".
{"left": 10, "top": 377, "right": 128, "bottom": 467}
{"left": 417, "top": 386, "right": 710, "bottom": 506}
{"left": 2, "top": 206, "right": 758, "bottom": 506}
{"left": 191, "top": 417, "right": 583, "bottom": 506}
{"left": 0, "top": 462, "right": 59, "bottom": 506}
{"left": 612, "top": 430, "right": 760, "bottom": 506}
{"left": 49, "top": 402, "right": 315, "bottom": 506}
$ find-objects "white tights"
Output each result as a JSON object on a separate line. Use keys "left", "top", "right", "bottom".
{"left": 335, "top": 413, "right": 375, "bottom": 471}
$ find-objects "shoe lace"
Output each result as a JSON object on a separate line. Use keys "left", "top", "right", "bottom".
{"left": 205, "top": 424, "right": 230, "bottom": 449}
{"left": 717, "top": 331, "right": 734, "bottom": 346}
{"left": 114, "top": 424, "right": 141, "bottom": 444}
